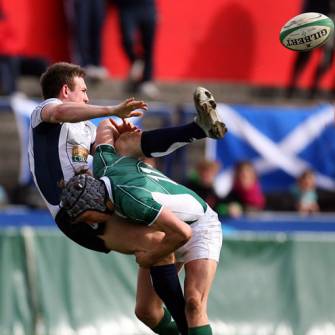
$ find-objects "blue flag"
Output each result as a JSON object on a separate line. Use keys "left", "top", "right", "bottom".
{"left": 206, "top": 103, "right": 335, "bottom": 196}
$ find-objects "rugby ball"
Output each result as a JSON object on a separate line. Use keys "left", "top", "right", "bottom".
{"left": 280, "top": 12, "right": 334, "bottom": 51}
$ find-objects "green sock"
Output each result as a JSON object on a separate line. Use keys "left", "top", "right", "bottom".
{"left": 152, "top": 308, "right": 180, "bottom": 335}
{"left": 188, "top": 324, "right": 213, "bottom": 335}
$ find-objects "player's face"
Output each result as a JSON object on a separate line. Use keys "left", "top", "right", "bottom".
{"left": 237, "top": 165, "right": 256, "bottom": 188}
{"left": 76, "top": 210, "right": 111, "bottom": 224}
{"left": 299, "top": 173, "right": 316, "bottom": 191}
{"left": 66, "top": 76, "right": 89, "bottom": 104}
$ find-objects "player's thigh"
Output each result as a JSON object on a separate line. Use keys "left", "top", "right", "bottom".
{"left": 100, "top": 214, "right": 164, "bottom": 254}
{"left": 184, "top": 259, "right": 217, "bottom": 302}
{"left": 115, "top": 131, "right": 143, "bottom": 157}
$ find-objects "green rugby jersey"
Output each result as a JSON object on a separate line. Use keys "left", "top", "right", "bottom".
{"left": 93, "top": 145, "right": 207, "bottom": 225}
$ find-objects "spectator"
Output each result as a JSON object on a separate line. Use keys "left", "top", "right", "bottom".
{"left": 291, "top": 169, "right": 320, "bottom": 215}
{"left": 0, "top": 1, "right": 20, "bottom": 95}
{"left": 114, "top": 0, "right": 159, "bottom": 99}
{"left": 184, "top": 159, "right": 221, "bottom": 210}
{"left": 0, "top": 3, "right": 48, "bottom": 95}
{"left": 64, "top": 0, "right": 109, "bottom": 81}
{"left": 223, "top": 161, "right": 265, "bottom": 218}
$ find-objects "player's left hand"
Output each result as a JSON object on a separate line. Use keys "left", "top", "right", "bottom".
{"left": 109, "top": 118, "right": 141, "bottom": 134}
{"left": 114, "top": 98, "right": 148, "bottom": 119}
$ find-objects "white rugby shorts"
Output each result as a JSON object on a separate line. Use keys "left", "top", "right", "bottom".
{"left": 175, "top": 205, "right": 222, "bottom": 264}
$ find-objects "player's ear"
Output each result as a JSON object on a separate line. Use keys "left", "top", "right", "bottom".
{"left": 61, "top": 84, "right": 69, "bottom": 98}
{"left": 106, "top": 200, "right": 115, "bottom": 212}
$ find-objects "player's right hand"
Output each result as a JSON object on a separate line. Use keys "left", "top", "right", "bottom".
{"left": 113, "top": 98, "right": 148, "bottom": 119}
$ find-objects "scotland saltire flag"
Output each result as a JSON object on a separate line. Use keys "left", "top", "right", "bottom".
{"left": 206, "top": 103, "right": 335, "bottom": 196}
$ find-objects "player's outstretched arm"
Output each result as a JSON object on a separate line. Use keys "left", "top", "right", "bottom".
{"left": 41, "top": 98, "right": 147, "bottom": 123}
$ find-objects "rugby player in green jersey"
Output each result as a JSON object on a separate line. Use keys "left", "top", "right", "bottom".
{"left": 61, "top": 110, "right": 223, "bottom": 335}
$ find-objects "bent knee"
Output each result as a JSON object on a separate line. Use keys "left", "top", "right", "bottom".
{"left": 135, "top": 304, "right": 161, "bottom": 326}
{"left": 185, "top": 294, "right": 204, "bottom": 316}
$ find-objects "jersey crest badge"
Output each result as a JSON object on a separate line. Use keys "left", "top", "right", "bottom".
{"left": 72, "top": 146, "right": 89, "bottom": 163}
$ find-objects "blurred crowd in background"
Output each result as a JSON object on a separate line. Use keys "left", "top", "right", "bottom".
{"left": 0, "top": 0, "right": 159, "bottom": 98}
{"left": 184, "top": 159, "right": 335, "bottom": 218}
{"left": 2, "top": 155, "right": 334, "bottom": 218}
{"left": 0, "top": 0, "right": 334, "bottom": 217}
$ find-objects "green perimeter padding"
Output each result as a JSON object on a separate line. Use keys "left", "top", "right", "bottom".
{"left": 0, "top": 229, "right": 335, "bottom": 335}
{"left": 0, "top": 231, "right": 33, "bottom": 335}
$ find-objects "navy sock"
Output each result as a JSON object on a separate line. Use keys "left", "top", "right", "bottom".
{"left": 141, "top": 122, "right": 206, "bottom": 157}
{"left": 150, "top": 264, "right": 188, "bottom": 335}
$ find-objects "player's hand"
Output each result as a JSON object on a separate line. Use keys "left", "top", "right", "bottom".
{"left": 92, "top": 119, "right": 120, "bottom": 152}
{"left": 109, "top": 118, "right": 141, "bottom": 135}
{"left": 113, "top": 98, "right": 148, "bottom": 119}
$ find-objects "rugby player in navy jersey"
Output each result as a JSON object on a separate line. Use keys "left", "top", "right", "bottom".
{"left": 29, "top": 61, "right": 226, "bottom": 335}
